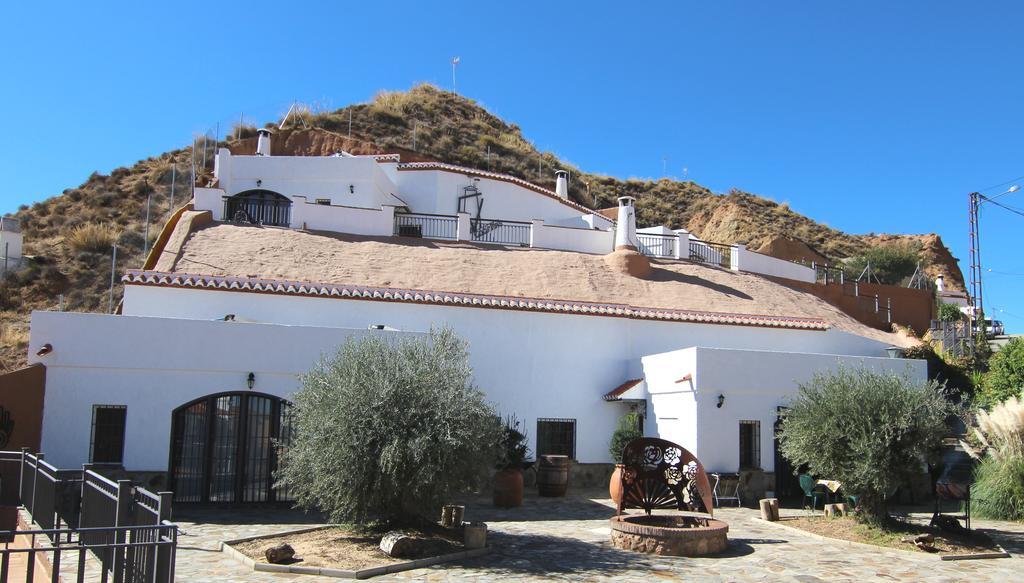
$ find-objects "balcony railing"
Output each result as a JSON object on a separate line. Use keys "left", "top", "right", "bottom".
{"left": 393, "top": 213, "right": 458, "bottom": 240}
{"left": 637, "top": 233, "right": 677, "bottom": 258}
{"left": 689, "top": 240, "right": 734, "bottom": 269}
{"left": 471, "top": 218, "right": 531, "bottom": 247}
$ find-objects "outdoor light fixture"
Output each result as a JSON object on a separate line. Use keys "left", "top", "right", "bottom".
{"left": 716, "top": 394, "right": 725, "bottom": 409}
{"left": 247, "top": 372, "right": 256, "bottom": 390}
{"left": 885, "top": 346, "right": 906, "bottom": 359}
{"left": 256, "top": 179, "right": 262, "bottom": 187}
{"left": 349, "top": 184, "right": 355, "bottom": 194}
{"left": 35, "top": 343, "right": 53, "bottom": 357}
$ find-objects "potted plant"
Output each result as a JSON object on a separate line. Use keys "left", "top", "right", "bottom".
{"left": 493, "top": 415, "right": 530, "bottom": 507}
{"left": 608, "top": 411, "right": 643, "bottom": 504}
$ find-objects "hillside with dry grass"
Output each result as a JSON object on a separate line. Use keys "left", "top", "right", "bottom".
{"left": 0, "top": 83, "right": 964, "bottom": 371}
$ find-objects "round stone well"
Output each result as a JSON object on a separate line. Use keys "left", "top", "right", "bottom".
{"left": 609, "top": 513, "right": 728, "bottom": 557}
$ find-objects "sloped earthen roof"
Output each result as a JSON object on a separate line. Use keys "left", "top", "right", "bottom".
{"left": 148, "top": 222, "right": 918, "bottom": 345}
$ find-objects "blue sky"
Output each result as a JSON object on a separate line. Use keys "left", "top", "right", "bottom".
{"left": 1, "top": 1, "right": 1022, "bottom": 330}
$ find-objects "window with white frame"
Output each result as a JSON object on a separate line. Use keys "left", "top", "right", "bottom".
{"left": 739, "top": 420, "right": 761, "bottom": 470}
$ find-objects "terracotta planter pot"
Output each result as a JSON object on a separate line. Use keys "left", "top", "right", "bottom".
{"left": 609, "top": 464, "right": 625, "bottom": 505}
{"left": 493, "top": 468, "right": 524, "bottom": 507}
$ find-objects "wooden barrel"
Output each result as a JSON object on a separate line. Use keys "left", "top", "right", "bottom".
{"left": 537, "top": 455, "right": 569, "bottom": 497}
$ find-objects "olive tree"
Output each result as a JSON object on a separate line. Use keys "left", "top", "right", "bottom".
{"left": 778, "top": 367, "right": 954, "bottom": 523}
{"left": 277, "top": 328, "right": 502, "bottom": 525}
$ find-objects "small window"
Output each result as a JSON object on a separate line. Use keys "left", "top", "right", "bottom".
{"left": 536, "top": 418, "right": 576, "bottom": 459}
{"left": 91, "top": 405, "right": 127, "bottom": 464}
{"left": 739, "top": 420, "right": 760, "bottom": 470}
{"left": 315, "top": 198, "right": 331, "bottom": 206}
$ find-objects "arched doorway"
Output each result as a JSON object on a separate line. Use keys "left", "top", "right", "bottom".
{"left": 169, "top": 392, "right": 294, "bottom": 503}
{"left": 224, "top": 189, "right": 292, "bottom": 227}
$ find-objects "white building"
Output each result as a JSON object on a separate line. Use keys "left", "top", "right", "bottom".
{"left": 26, "top": 131, "right": 924, "bottom": 503}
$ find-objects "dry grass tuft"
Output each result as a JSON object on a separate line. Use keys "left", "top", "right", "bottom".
{"left": 975, "top": 396, "right": 1024, "bottom": 459}
{"left": 66, "top": 223, "right": 119, "bottom": 253}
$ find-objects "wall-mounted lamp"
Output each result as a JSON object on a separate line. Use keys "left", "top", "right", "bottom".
{"left": 716, "top": 394, "right": 725, "bottom": 409}
{"left": 349, "top": 184, "right": 355, "bottom": 194}
{"left": 247, "top": 372, "right": 256, "bottom": 390}
{"left": 36, "top": 343, "right": 53, "bottom": 357}
{"left": 256, "top": 179, "right": 262, "bottom": 187}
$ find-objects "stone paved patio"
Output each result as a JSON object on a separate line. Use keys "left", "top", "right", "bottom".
{"left": 171, "top": 490, "right": 1024, "bottom": 582}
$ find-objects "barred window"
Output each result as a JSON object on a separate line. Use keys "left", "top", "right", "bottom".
{"left": 315, "top": 198, "right": 331, "bottom": 205}
{"left": 91, "top": 405, "right": 127, "bottom": 464}
{"left": 536, "top": 418, "right": 576, "bottom": 459}
{"left": 739, "top": 420, "right": 761, "bottom": 470}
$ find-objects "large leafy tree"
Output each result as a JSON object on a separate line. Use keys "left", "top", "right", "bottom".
{"left": 278, "top": 328, "right": 502, "bottom": 525}
{"left": 977, "top": 338, "right": 1024, "bottom": 409}
{"left": 778, "top": 367, "right": 954, "bottom": 523}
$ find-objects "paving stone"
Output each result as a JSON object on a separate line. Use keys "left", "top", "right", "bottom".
{"left": 166, "top": 490, "right": 1024, "bottom": 582}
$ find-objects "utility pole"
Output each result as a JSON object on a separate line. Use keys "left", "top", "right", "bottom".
{"left": 143, "top": 190, "right": 152, "bottom": 257}
{"left": 348, "top": 108, "right": 353, "bottom": 138}
{"left": 169, "top": 164, "right": 176, "bottom": 214}
{"left": 109, "top": 243, "right": 118, "bottom": 314}
{"left": 968, "top": 191, "right": 983, "bottom": 329}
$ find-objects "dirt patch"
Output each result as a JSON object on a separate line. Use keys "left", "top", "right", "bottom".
{"left": 232, "top": 526, "right": 463, "bottom": 570}
{"left": 782, "top": 516, "right": 1001, "bottom": 555}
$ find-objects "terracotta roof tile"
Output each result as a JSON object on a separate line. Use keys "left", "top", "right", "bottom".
{"left": 603, "top": 379, "right": 643, "bottom": 401}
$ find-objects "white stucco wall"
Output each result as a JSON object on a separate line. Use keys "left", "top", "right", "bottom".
{"left": 641, "top": 347, "right": 927, "bottom": 473}
{"left": 0, "top": 229, "right": 22, "bottom": 260}
{"left": 214, "top": 149, "right": 400, "bottom": 209}
{"left": 29, "top": 311, "right": 415, "bottom": 470}
{"left": 290, "top": 198, "right": 397, "bottom": 236}
{"left": 531, "top": 222, "right": 615, "bottom": 255}
{"left": 733, "top": 245, "right": 816, "bottom": 283}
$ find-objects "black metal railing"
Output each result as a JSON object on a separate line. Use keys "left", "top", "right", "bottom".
{"left": 471, "top": 218, "right": 531, "bottom": 246}
{"left": 0, "top": 451, "right": 176, "bottom": 583}
{"left": 637, "top": 233, "right": 677, "bottom": 258}
{"left": 689, "top": 240, "right": 734, "bottom": 269}
{"left": 0, "top": 523, "right": 177, "bottom": 583}
{"left": 393, "top": 212, "right": 458, "bottom": 240}
{"left": 223, "top": 195, "right": 292, "bottom": 227}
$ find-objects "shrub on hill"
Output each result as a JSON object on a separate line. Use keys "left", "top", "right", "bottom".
{"left": 937, "top": 302, "right": 964, "bottom": 322}
{"left": 277, "top": 328, "right": 502, "bottom": 525}
{"left": 778, "top": 367, "right": 954, "bottom": 524}
{"left": 66, "top": 223, "right": 119, "bottom": 253}
{"left": 844, "top": 242, "right": 923, "bottom": 285}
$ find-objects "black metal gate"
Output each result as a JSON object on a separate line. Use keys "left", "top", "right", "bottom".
{"left": 169, "top": 392, "right": 293, "bottom": 503}
{"left": 223, "top": 190, "right": 292, "bottom": 227}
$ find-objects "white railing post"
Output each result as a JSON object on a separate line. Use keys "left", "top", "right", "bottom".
{"left": 731, "top": 244, "right": 744, "bottom": 271}
{"left": 290, "top": 196, "right": 307, "bottom": 229}
{"left": 529, "top": 219, "right": 543, "bottom": 248}
{"left": 456, "top": 212, "right": 471, "bottom": 242}
{"left": 675, "top": 230, "right": 690, "bottom": 260}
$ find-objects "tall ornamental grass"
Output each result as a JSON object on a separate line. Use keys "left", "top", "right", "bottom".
{"left": 968, "top": 396, "right": 1024, "bottom": 520}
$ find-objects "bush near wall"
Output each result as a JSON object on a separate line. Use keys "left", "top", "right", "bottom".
{"left": 277, "top": 328, "right": 502, "bottom": 526}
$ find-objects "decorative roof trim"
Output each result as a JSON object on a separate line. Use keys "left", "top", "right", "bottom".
{"left": 373, "top": 154, "right": 401, "bottom": 162}
{"left": 396, "top": 161, "right": 607, "bottom": 220}
{"left": 604, "top": 379, "right": 644, "bottom": 401}
{"left": 122, "top": 270, "right": 831, "bottom": 332}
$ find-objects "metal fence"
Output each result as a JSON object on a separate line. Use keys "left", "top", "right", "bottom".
{"left": 471, "top": 218, "right": 531, "bottom": 246}
{"left": 637, "top": 233, "right": 677, "bottom": 258}
{"left": 393, "top": 212, "right": 458, "bottom": 240}
{"left": 0, "top": 523, "right": 177, "bottom": 583}
{"left": 689, "top": 240, "right": 733, "bottom": 269}
{"left": 0, "top": 451, "right": 176, "bottom": 582}
{"left": 930, "top": 320, "right": 974, "bottom": 358}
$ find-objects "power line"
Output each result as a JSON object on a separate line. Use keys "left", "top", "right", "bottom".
{"left": 976, "top": 173, "right": 1024, "bottom": 194}
{"left": 982, "top": 196, "right": 1024, "bottom": 219}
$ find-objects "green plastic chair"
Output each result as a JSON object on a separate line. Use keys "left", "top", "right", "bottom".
{"left": 799, "top": 474, "right": 827, "bottom": 511}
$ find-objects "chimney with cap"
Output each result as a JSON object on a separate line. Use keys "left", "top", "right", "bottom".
{"left": 555, "top": 170, "right": 569, "bottom": 200}
{"left": 256, "top": 128, "right": 272, "bottom": 156}
{"left": 615, "top": 196, "right": 638, "bottom": 250}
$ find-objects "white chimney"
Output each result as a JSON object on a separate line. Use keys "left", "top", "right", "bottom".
{"left": 256, "top": 128, "right": 272, "bottom": 156}
{"left": 935, "top": 274, "right": 945, "bottom": 292}
{"left": 615, "top": 196, "right": 638, "bottom": 250}
{"left": 555, "top": 170, "right": 569, "bottom": 200}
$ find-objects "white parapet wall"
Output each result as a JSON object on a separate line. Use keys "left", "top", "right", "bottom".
{"left": 732, "top": 245, "right": 816, "bottom": 283}
{"left": 530, "top": 220, "right": 615, "bottom": 255}
{"left": 291, "top": 198, "right": 397, "bottom": 236}
{"left": 0, "top": 217, "right": 23, "bottom": 260}
{"left": 194, "top": 187, "right": 227, "bottom": 220}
